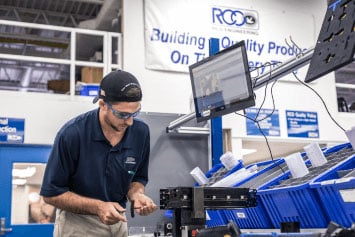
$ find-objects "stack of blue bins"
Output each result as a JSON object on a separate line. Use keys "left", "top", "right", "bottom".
{"left": 240, "top": 232, "right": 321, "bottom": 237}
{"left": 309, "top": 143, "right": 355, "bottom": 227}
{"left": 221, "top": 158, "right": 301, "bottom": 229}
{"left": 257, "top": 143, "right": 355, "bottom": 229}
{"left": 205, "top": 158, "right": 290, "bottom": 229}
{"left": 200, "top": 161, "right": 244, "bottom": 227}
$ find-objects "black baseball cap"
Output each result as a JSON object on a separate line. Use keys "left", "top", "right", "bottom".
{"left": 92, "top": 70, "right": 142, "bottom": 103}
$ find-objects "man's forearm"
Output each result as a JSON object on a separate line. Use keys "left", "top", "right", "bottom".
{"left": 43, "top": 191, "right": 103, "bottom": 215}
{"left": 127, "top": 182, "right": 145, "bottom": 201}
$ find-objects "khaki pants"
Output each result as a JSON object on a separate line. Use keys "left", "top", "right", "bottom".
{"left": 54, "top": 209, "right": 128, "bottom": 237}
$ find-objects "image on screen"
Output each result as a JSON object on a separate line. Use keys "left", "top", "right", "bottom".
{"left": 189, "top": 40, "right": 255, "bottom": 122}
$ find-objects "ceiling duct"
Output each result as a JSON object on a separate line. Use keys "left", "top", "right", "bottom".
{"left": 20, "top": 67, "right": 33, "bottom": 89}
{"left": 76, "top": 0, "right": 121, "bottom": 62}
{"left": 78, "top": 0, "right": 121, "bottom": 32}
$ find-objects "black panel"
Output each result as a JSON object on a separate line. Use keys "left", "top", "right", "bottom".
{"left": 305, "top": 0, "right": 355, "bottom": 83}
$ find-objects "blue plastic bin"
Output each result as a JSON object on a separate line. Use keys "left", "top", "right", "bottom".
{"left": 310, "top": 150, "right": 355, "bottom": 227}
{"left": 223, "top": 202, "right": 273, "bottom": 229}
{"left": 257, "top": 171, "right": 327, "bottom": 228}
{"left": 322, "top": 143, "right": 352, "bottom": 155}
{"left": 201, "top": 161, "right": 244, "bottom": 227}
{"left": 222, "top": 159, "right": 285, "bottom": 229}
{"left": 79, "top": 84, "right": 99, "bottom": 96}
{"left": 206, "top": 210, "right": 228, "bottom": 227}
{"left": 196, "top": 160, "right": 244, "bottom": 187}
{"left": 240, "top": 232, "right": 321, "bottom": 237}
{"left": 257, "top": 143, "right": 355, "bottom": 228}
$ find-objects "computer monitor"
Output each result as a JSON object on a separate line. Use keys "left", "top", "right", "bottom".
{"left": 189, "top": 40, "right": 255, "bottom": 123}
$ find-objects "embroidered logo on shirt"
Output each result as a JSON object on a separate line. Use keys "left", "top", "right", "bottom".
{"left": 125, "top": 156, "right": 136, "bottom": 164}
{"left": 125, "top": 157, "right": 136, "bottom": 175}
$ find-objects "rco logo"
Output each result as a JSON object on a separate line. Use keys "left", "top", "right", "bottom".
{"left": 212, "top": 7, "right": 258, "bottom": 29}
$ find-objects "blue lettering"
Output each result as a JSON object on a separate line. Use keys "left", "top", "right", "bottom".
{"left": 212, "top": 7, "right": 246, "bottom": 27}
{"left": 221, "top": 36, "right": 232, "bottom": 48}
{"left": 221, "top": 36, "right": 239, "bottom": 49}
{"left": 171, "top": 50, "right": 189, "bottom": 65}
{"left": 268, "top": 41, "right": 308, "bottom": 57}
{"left": 171, "top": 50, "right": 181, "bottom": 64}
{"left": 150, "top": 28, "right": 206, "bottom": 51}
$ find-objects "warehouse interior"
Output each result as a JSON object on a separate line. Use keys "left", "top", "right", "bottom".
{"left": 0, "top": 0, "right": 354, "bottom": 236}
{"left": 0, "top": 0, "right": 354, "bottom": 104}
{"left": 0, "top": 0, "right": 354, "bottom": 161}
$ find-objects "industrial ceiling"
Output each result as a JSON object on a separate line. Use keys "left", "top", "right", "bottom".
{"left": 0, "top": 0, "right": 120, "bottom": 29}
{"left": 0, "top": 0, "right": 354, "bottom": 111}
{"left": 0, "top": 0, "right": 121, "bottom": 93}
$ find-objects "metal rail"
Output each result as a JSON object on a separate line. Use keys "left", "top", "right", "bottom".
{"left": 253, "top": 47, "right": 314, "bottom": 89}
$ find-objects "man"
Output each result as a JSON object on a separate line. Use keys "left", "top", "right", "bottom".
{"left": 40, "top": 70, "right": 157, "bottom": 237}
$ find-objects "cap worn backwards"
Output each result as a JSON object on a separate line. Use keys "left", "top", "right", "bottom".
{"left": 93, "top": 70, "right": 142, "bottom": 104}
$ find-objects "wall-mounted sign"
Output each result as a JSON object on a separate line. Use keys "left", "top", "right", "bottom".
{"left": 144, "top": 0, "right": 315, "bottom": 73}
{"left": 0, "top": 117, "right": 25, "bottom": 143}
{"left": 286, "top": 110, "right": 319, "bottom": 138}
{"left": 245, "top": 108, "right": 280, "bottom": 136}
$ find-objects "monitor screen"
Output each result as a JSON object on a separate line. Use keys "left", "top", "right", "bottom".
{"left": 189, "top": 40, "right": 255, "bottom": 122}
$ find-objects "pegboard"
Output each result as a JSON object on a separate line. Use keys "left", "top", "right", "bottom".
{"left": 305, "top": 0, "right": 355, "bottom": 83}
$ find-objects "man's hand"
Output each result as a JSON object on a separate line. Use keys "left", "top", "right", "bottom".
{"left": 96, "top": 201, "right": 127, "bottom": 225}
{"left": 43, "top": 192, "right": 127, "bottom": 225}
{"left": 131, "top": 193, "right": 157, "bottom": 216}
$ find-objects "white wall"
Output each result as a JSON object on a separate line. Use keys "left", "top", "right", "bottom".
{"left": 0, "top": 91, "right": 97, "bottom": 144}
{"left": 0, "top": 0, "right": 354, "bottom": 146}
{"left": 122, "top": 0, "right": 193, "bottom": 114}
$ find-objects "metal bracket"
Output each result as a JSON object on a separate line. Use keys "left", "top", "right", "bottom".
{"left": 166, "top": 112, "right": 210, "bottom": 135}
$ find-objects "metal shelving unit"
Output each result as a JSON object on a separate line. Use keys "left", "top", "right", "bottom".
{"left": 0, "top": 19, "right": 122, "bottom": 97}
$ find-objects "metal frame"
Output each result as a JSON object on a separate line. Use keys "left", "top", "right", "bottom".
{"left": 166, "top": 42, "right": 353, "bottom": 167}
{"left": 166, "top": 44, "right": 319, "bottom": 168}
{"left": 166, "top": 46, "right": 317, "bottom": 133}
{"left": 0, "top": 19, "right": 122, "bottom": 97}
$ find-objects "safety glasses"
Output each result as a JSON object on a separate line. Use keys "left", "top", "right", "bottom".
{"left": 106, "top": 102, "right": 140, "bottom": 120}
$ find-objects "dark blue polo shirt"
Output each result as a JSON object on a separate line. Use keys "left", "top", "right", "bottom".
{"left": 40, "top": 108, "right": 150, "bottom": 207}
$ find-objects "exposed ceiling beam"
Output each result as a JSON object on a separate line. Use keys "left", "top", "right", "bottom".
{"left": 0, "top": 46, "right": 67, "bottom": 58}
{"left": 71, "top": 0, "right": 104, "bottom": 4}
{"left": 0, "top": 6, "right": 96, "bottom": 20}
{"left": 0, "top": 33, "right": 70, "bottom": 49}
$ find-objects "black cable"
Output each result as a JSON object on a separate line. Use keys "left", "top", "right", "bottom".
{"left": 250, "top": 61, "right": 280, "bottom": 88}
{"left": 255, "top": 62, "right": 277, "bottom": 122}
{"left": 233, "top": 62, "right": 290, "bottom": 173}
{"left": 236, "top": 111, "right": 271, "bottom": 145}
{"left": 239, "top": 62, "right": 284, "bottom": 172}
{"left": 257, "top": 79, "right": 278, "bottom": 123}
{"left": 255, "top": 76, "right": 269, "bottom": 120}
{"left": 235, "top": 61, "right": 287, "bottom": 173}
{"left": 250, "top": 62, "right": 282, "bottom": 123}
{"left": 292, "top": 72, "right": 346, "bottom": 132}
{"left": 235, "top": 111, "right": 285, "bottom": 174}
{"left": 286, "top": 38, "right": 346, "bottom": 132}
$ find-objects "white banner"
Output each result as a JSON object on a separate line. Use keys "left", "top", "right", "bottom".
{"left": 144, "top": 0, "right": 315, "bottom": 75}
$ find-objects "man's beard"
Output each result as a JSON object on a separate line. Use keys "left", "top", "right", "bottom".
{"left": 104, "top": 115, "right": 128, "bottom": 132}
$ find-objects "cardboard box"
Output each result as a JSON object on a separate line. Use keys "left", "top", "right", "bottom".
{"left": 81, "top": 67, "right": 103, "bottom": 84}
{"left": 47, "top": 79, "right": 70, "bottom": 93}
